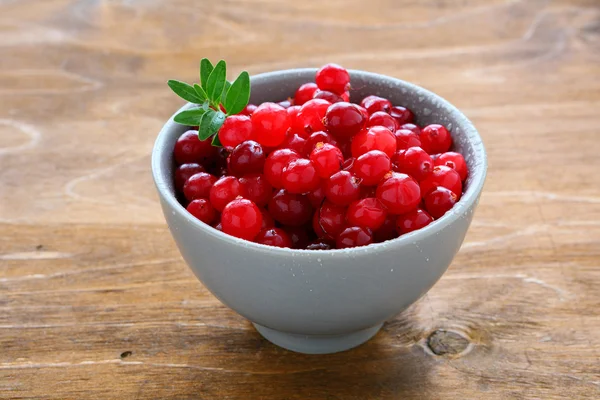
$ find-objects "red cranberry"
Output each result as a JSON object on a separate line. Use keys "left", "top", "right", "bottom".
{"left": 325, "top": 170, "right": 361, "bottom": 206}
{"left": 209, "top": 176, "right": 245, "bottom": 212}
{"left": 347, "top": 197, "right": 387, "bottom": 231}
{"left": 419, "top": 165, "right": 462, "bottom": 198}
{"left": 240, "top": 104, "right": 257, "bottom": 116}
{"left": 296, "top": 99, "right": 331, "bottom": 135}
{"left": 394, "top": 129, "right": 422, "bottom": 150}
{"left": 285, "top": 226, "right": 311, "bottom": 249}
{"left": 228, "top": 140, "right": 265, "bottom": 177}
{"left": 305, "top": 131, "right": 338, "bottom": 156}
{"left": 255, "top": 228, "right": 292, "bottom": 248}
{"left": 374, "top": 215, "right": 398, "bottom": 242}
{"left": 324, "top": 102, "right": 366, "bottom": 140}
{"left": 173, "top": 130, "right": 217, "bottom": 165}
{"left": 279, "top": 133, "right": 307, "bottom": 155}
{"left": 395, "top": 147, "right": 433, "bottom": 181}
{"left": 218, "top": 115, "right": 254, "bottom": 148}
{"left": 367, "top": 111, "right": 398, "bottom": 132}
{"left": 174, "top": 163, "right": 205, "bottom": 192}
{"left": 336, "top": 227, "right": 373, "bottom": 249}
{"left": 314, "top": 201, "right": 347, "bottom": 239}
{"left": 186, "top": 198, "right": 217, "bottom": 225}
{"left": 420, "top": 124, "right": 452, "bottom": 154}
{"left": 260, "top": 208, "right": 275, "bottom": 229}
{"left": 338, "top": 140, "right": 352, "bottom": 159}
{"left": 310, "top": 143, "right": 343, "bottom": 178}
{"left": 264, "top": 149, "right": 301, "bottom": 189}
{"left": 239, "top": 173, "right": 272, "bottom": 207}
{"left": 351, "top": 126, "right": 397, "bottom": 158}
{"left": 360, "top": 95, "right": 391, "bottom": 115}
{"left": 313, "top": 89, "right": 344, "bottom": 104}
{"left": 307, "top": 183, "right": 326, "bottom": 208}
{"left": 342, "top": 157, "right": 355, "bottom": 171}
{"left": 400, "top": 123, "right": 421, "bottom": 135}
{"left": 315, "top": 63, "right": 350, "bottom": 95}
{"left": 341, "top": 91, "right": 350, "bottom": 102}
{"left": 268, "top": 189, "right": 313, "bottom": 226}
{"left": 294, "top": 83, "right": 318, "bottom": 106}
{"left": 281, "top": 158, "right": 321, "bottom": 194}
{"left": 424, "top": 187, "right": 458, "bottom": 219}
{"left": 287, "top": 105, "right": 305, "bottom": 136}
{"left": 390, "top": 106, "right": 414, "bottom": 125}
{"left": 376, "top": 172, "right": 421, "bottom": 214}
{"left": 183, "top": 172, "right": 217, "bottom": 201}
{"left": 251, "top": 102, "right": 290, "bottom": 147}
{"left": 357, "top": 105, "right": 369, "bottom": 121}
{"left": 353, "top": 150, "right": 391, "bottom": 186}
{"left": 435, "top": 152, "right": 468, "bottom": 181}
{"left": 396, "top": 208, "right": 433, "bottom": 234}
{"left": 221, "top": 198, "right": 262, "bottom": 240}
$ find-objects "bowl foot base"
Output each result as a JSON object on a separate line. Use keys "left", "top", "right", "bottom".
{"left": 253, "top": 323, "right": 383, "bottom": 354}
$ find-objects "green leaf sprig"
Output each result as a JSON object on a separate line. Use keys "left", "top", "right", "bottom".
{"left": 167, "top": 59, "right": 250, "bottom": 146}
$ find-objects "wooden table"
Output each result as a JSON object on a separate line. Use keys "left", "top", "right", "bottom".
{"left": 1, "top": 0, "right": 599, "bottom": 398}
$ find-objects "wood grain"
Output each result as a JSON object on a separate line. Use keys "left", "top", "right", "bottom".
{"left": 1, "top": 0, "right": 599, "bottom": 398}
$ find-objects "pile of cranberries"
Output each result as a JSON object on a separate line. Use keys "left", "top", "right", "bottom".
{"left": 172, "top": 64, "right": 468, "bottom": 250}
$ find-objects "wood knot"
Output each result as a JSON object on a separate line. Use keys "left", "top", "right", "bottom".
{"left": 120, "top": 351, "right": 132, "bottom": 359}
{"left": 427, "top": 329, "right": 470, "bottom": 356}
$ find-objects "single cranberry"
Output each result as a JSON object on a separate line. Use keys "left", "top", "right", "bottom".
{"left": 347, "top": 197, "right": 387, "bottom": 231}
{"left": 395, "top": 147, "right": 433, "bottom": 181}
{"left": 351, "top": 126, "right": 397, "bottom": 158}
{"left": 360, "top": 95, "right": 392, "bottom": 115}
{"left": 424, "top": 187, "right": 458, "bottom": 219}
{"left": 325, "top": 170, "right": 361, "bottom": 206}
{"left": 173, "top": 130, "right": 217, "bottom": 165}
{"left": 376, "top": 172, "right": 421, "bottom": 214}
{"left": 287, "top": 105, "right": 305, "bottom": 137}
{"left": 420, "top": 124, "right": 452, "bottom": 154}
{"left": 186, "top": 198, "right": 217, "bottom": 225}
{"left": 435, "top": 152, "right": 468, "bottom": 181}
{"left": 255, "top": 228, "right": 292, "bottom": 248}
{"left": 313, "top": 90, "right": 344, "bottom": 103}
{"left": 239, "top": 173, "right": 272, "bottom": 207}
{"left": 324, "top": 102, "right": 365, "bottom": 140}
{"left": 374, "top": 215, "right": 398, "bottom": 242}
{"left": 357, "top": 105, "right": 369, "bottom": 121}
{"left": 305, "top": 131, "right": 338, "bottom": 156}
{"left": 419, "top": 165, "right": 462, "bottom": 198}
{"left": 307, "top": 183, "right": 326, "bottom": 208}
{"left": 367, "top": 111, "right": 398, "bottom": 132}
{"left": 315, "top": 63, "right": 350, "bottom": 94}
{"left": 174, "top": 163, "right": 205, "bottom": 192}
{"left": 183, "top": 172, "right": 217, "bottom": 201}
{"left": 399, "top": 123, "right": 421, "bottom": 135}
{"left": 278, "top": 133, "right": 307, "bottom": 155}
{"left": 285, "top": 226, "right": 311, "bottom": 249}
{"left": 281, "top": 158, "right": 321, "bottom": 194}
{"left": 314, "top": 201, "right": 347, "bottom": 239}
{"left": 218, "top": 115, "right": 254, "bottom": 148}
{"left": 268, "top": 189, "right": 313, "bottom": 226}
{"left": 353, "top": 150, "right": 391, "bottom": 186}
{"left": 390, "top": 106, "right": 414, "bottom": 125}
{"left": 264, "top": 149, "right": 301, "bottom": 189}
{"left": 228, "top": 140, "right": 265, "bottom": 177}
{"left": 240, "top": 104, "right": 257, "bottom": 116}
{"left": 306, "top": 240, "right": 334, "bottom": 250}
{"left": 341, "top": 91, "right": 350, "bottom": 102}
{"left": 277, "top": 100, "right": 292, "bottom": 109}
{"left": 296, "top": 99, "right": 331, "bottom": 135}
{"left": 294, "top": 83, "right": 319, "bottom": 106}
{"left": 394, "top": 129, "right": 422, "bottom": 150}
{"left": 221, "top": 198, "right": 262, "bottom": 240}
{"left": 396, "top": 208, "right": 434, "bottom": 234}
{"left": 336, "top": 227, "right": 373, "bottom": 249}
{"left": 209, "top": 176, "right": 245, "bottom": 212}
{"left": 391, "top": 149, "right": 406, "bottom": 172}
{"left": 310, "top": 143, "right": 343, "bottom": 178}
{"left": 260, "top": 208, "right": 275, "bottom": 229}
{"left": 251, "top": 102, "right": 290, "bottom": 147}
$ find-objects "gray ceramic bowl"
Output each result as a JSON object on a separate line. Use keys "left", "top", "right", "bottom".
{"left": 152, "top": 69, "right": 487, "bottom": 354}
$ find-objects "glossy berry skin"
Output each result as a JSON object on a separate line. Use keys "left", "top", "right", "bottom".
{"left": 399, "top": 123, "right": 421, "bottom": 136}
{"left": 296, "top": 99, "right": 331, "bottom": 135}
{"left": 183, "top": 172, "right": 217, "bottom": 201}
{"left": 376, "top": 172, "right": 421, "bottom": 215}
{"left": 347, "top": 197, "right": 387, "bottom": 231}
{"left": 310, "top": 143, "right": 343, "bottom": 178}
{"left": 174, "top": 163, "right": 205, "bottom": 192}
{"left": 239, "top": 173, "right": 272, "bottom": 207}
{"left": 360, "top": 95, "right": 392, "bottom": 115}
{"left": 420, "top": 124, "right": 452, "bottom": 154}
{"left": 286, "top": 105, "right": 304, "bottom": 136}
{"left": 268, "top": 189, "right": 313, "bottom": 227}
{"left": 394, "top": 129, "right": 422, "bottom": 150}
{"left": 336, "top": 227, "right": 373, "bottom": 249}
{"left": 255, "top": 228, "right": 292, "bottom": 248}
{"left": 424, "top": 187, "right": 458, "bottom": 219}
{"left": 264, "top": 149, "right": 301, "bottom": 189}
{"left": 251, "top": 102, "right": 290, "bottom": 147}
{"left": 390, "top": 106, "right": 414, "bottom": 125}
{"left": 353, "top": 150, "right": 391, "bottom": 186}
{"left": 325, "top": 170, "right": 361, "bottom": 206}
{"left": 395, "top": 146, "right": 433, "bottom": 181}
{"left": 313, "top": 90, "right": 344, "bottom": 103}
{"left": 342, "top": 157, "right": 355, "bottom": 171}
{"left": 396, "top": 208, "right": 434, "bottom": 234}
{"left": 374, "top": 215, "right": 398, "bottom": 243}
{"left": 367, "top": 111, "right": 398, "bottom": 132}
{"left": 228, "top": 140, "right": 265, "bottom": 177}
{"left": 324, "top": 102, "right": 366, "bottom": 140}
{"left": 221, "top": 199, "right": 263, "bottom": 241}
{"left": 186, "top": 198, "right": 217, "bottom": 225}
{"left": 305, "top": 131, "right": 338, "bottom": 156}
{"left": 435, "top": 152, "right": 468, "bottom": 181}
{"left": 307, "top": 183, "right": 326, "bottom": 208}
{"left": 260, "top": 208, "right": 275, "bottom": 229}
{"left": 314, "top": 201, "right": 347, "bottom": 239}
{"left": 173, "top": 130, "right": 217, "bottom": 165}
{"left": 279, "top": 133, "right": 307, "bottom": 155}
{"left": 281, "top": 158, "right": 321, "bottom": 194}
{"left": 209, "top": 176, "right": 245, "bottom": 212}
{"left": 218, "top": 115, "right": 254, "bottom": 148}
{"left": 351, "top": 126, "right": 397, "bottom": 158}
{"left": 241, "top": 104, "right": 257, "bottom": 116}
{"left": 294, "top": 83, "right": 318, "bottom": 106}
{"left": 315, "top": 63, "right": 350, "bottom": 95}
{"left": 285, "top": 226, "right": 311, "bottom": 249}
{"left": 419, "top": 165, "right": 462, "bottom": 198}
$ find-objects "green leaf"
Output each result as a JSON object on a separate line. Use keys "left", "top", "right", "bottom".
{"left": 224, "top": 71, "right": 250, "bottom": 115}
{"left": 193, "top": 84, "right": 208, "bottom": 102}
{"left": 217, "top": 80, "right": 232, "bottom": 105}
{"left": 198, "top": 109, "right": 226, "bottom": 140}
{"left": 205, "top": 60, "right": 227, "bottom": 105}
{"left": 173, "top": 108, "right": 207, "bottom": 125}
{"left": 167, "top": 80, "right": 206, "bottom": 104}
{"left": 211, "top": 133, "right": 223, "bottom": 147}
{"left": 200, "top": 58, "right": 214, "bottom": 88}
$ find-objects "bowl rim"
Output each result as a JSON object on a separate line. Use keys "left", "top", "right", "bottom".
{"left": 152, "top": 68, "right": 487, "bottom": 255}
